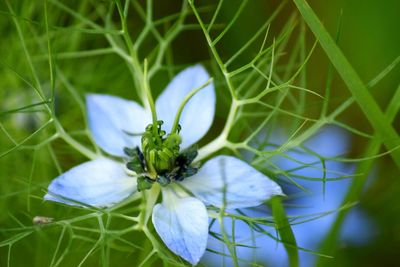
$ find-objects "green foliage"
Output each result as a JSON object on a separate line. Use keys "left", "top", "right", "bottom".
{"left": 0, "top": 0, "right": 399, "bottom": 266}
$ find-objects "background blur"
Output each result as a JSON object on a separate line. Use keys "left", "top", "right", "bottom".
{"left": 0, "top": 0, "right": 399, "bottom": 266}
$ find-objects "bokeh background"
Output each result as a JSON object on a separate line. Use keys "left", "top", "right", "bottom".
{"left": 0, "top": 0, "right": 399, "bottom": 266}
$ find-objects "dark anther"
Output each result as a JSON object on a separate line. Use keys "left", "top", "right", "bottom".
{"left": 123, "top": 147, "right": 136, "bottom": 157}
{"left": 157, "top": 175, "right": 171, "bottom": 186}
{"left": 179, "top": 166, "right": 198, "bottom": 180}
{"left": 136, "top": 147, "right": 145, "bottom": 165}
{"left": 126, "top": 160, "right": 143, "bottom": 174}
{"left": 177, "top": 145, "right": 198, "bottom": 166}
{"left": 125, "top": 146, "right": 146, "bottom": 173}
{"left": 160, "top": 144, "right": 199, "bottom": 182}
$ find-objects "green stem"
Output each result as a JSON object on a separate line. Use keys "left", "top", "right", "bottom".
{"left": 170, "top": 78, "right": 213, "bottom": 134}
{"left": 316, "top": 84, "right": 400, "bottom": 267}
{"left": 293, "top": 0, "right": 400, "bottom": 170}
{"left": 196, "top": 98, "right": 238, "bottom": 161}
{"left": 115, "top": 0, "right": 150, "bottom": 110}
{"left": 143, "top": 59, "right": 159, "bottom": 139}
{"left": 270, "top": 196, "right": 299, "bottom": 267}
{"left": 188, "top": 0, "right": 237, "bottom": 100}
{"left": 55, "top": 121, "right": 98, "bottom": 160}
{"left": 138, "top": 184, "right": 160, "bottom": 230}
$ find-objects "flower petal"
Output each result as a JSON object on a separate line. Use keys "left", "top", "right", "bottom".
{"left": 87, "top": 93, "right": 151, "bottom": 157}
{"left": 155, "top": 65, "right": 215, "bottom": 148}
{"left": 152, "top": 188, "right": 209, "bottom": 265}
{"left": 44, "top": 158, "right": 136, "bottom": 207}
{"left": 182, "top": 155, "right": 283, "bottom": 209}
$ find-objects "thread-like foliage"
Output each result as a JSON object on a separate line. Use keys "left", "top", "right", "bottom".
{"left": 0, "top": 1, "right": 398, "bottom": 267}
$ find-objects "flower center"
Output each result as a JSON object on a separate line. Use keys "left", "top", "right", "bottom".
{"left": 124, "top": 121, "right": 199, "bottom": 191}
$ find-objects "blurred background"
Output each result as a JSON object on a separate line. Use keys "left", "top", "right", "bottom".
{"left": 0, "top": 0, "right": 399, "bottom": 266}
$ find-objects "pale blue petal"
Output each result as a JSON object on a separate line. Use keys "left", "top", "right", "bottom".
{"left": 181, "top": 156, "right": 283, "bottom": 209}
{"left": 87, "top": 94, "right": 151, "bottom": 157}
{"left": 152, "top": 188, "right": 209, "bottom": 265}
{"left": 155, "top": 65, "right": 215, "bottom": 149}
{"left": 44, "top": 158, "right": 136, "bottom": 207}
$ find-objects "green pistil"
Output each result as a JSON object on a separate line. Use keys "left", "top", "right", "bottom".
{"left": 125, "top": 122, "right": 199, "bottom": 192}
{"left": 141, "top": 121, "right": 181, "bottom": 177}
{"left": 143, "top": 59, "right": 160, "bottom": 144}
{"left": 125, "top": 70, "right": 210, "bottom": 191}
{"left": 170, "top": 77, "right": 213, "bottom": 134}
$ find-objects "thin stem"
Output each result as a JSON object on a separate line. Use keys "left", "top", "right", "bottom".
{"left": 196, "top": 99, "right": 239, "bottom": 161}
{"left": 170, "top": 78, "right": 213, "bottom": 134}
{"left": 55, "top": 121, "right": 98, "bottom": 160}
{"left": 115, "top": 0, "right": 149, "bottom": 110}
{"left": 188, "top": 0, "right": 237, "bottom": 99}
{"left": 143, "top": 59, "right": 159, "bottom": 138}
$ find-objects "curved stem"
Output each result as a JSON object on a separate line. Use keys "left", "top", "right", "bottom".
{"left": 115, "top": 0, "right": 150, "bottom": 111}
{"left": 143, "top": 59, "right": 159, "bottom": 140}
{"left": 55, "top": 121, "right": 98, "bottom": 160}
{"left": 170, "top": 78, "right": 213, "bottom": 134}
{"left": 138, "top": 184, "right": 160, "bottom": 229}
{"left": 196, "top": 99, "right": 238, "bottom": 161}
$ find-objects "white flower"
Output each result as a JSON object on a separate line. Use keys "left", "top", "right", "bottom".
{"left": 44, "top": 65, "right": 283, "bottom": 265}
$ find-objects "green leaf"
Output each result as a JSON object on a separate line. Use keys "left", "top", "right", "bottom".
{"left": 293, "top": 0, "right": 400, "bottom": 171}
{"left": 316, "top": 83, "right": 400, "bottom": 267}
{"left": 270, "top": 196, "right": 299, "bottom": 267}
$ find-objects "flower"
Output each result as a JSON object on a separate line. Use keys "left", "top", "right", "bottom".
{"left": 204, "top": 126, "right": 375, "bottom": 267}
{"left": 44, "top": 65, "right": 284, "bottom": 265}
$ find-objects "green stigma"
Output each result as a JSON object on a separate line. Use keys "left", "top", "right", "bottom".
{"left": 124, "top": 121, "right": 199, "bottom": 191}
{"left": 141, "top": 120, "right": 181, "bottom": 176}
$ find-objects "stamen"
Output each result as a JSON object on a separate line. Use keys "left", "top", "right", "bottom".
{"left": 124, "top": 99, "right": 201, "bottom": 191}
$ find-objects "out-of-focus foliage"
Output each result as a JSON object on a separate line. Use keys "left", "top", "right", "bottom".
{"left": 0, "top": 0, "right": 399, "bottom": 266}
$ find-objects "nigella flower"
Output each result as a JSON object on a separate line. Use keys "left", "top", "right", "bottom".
{"left": 44, "top": 65, "right": 283, "bottom": 265}
{"left": 204, "top": 126, "right": 375, "bottom": 267}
